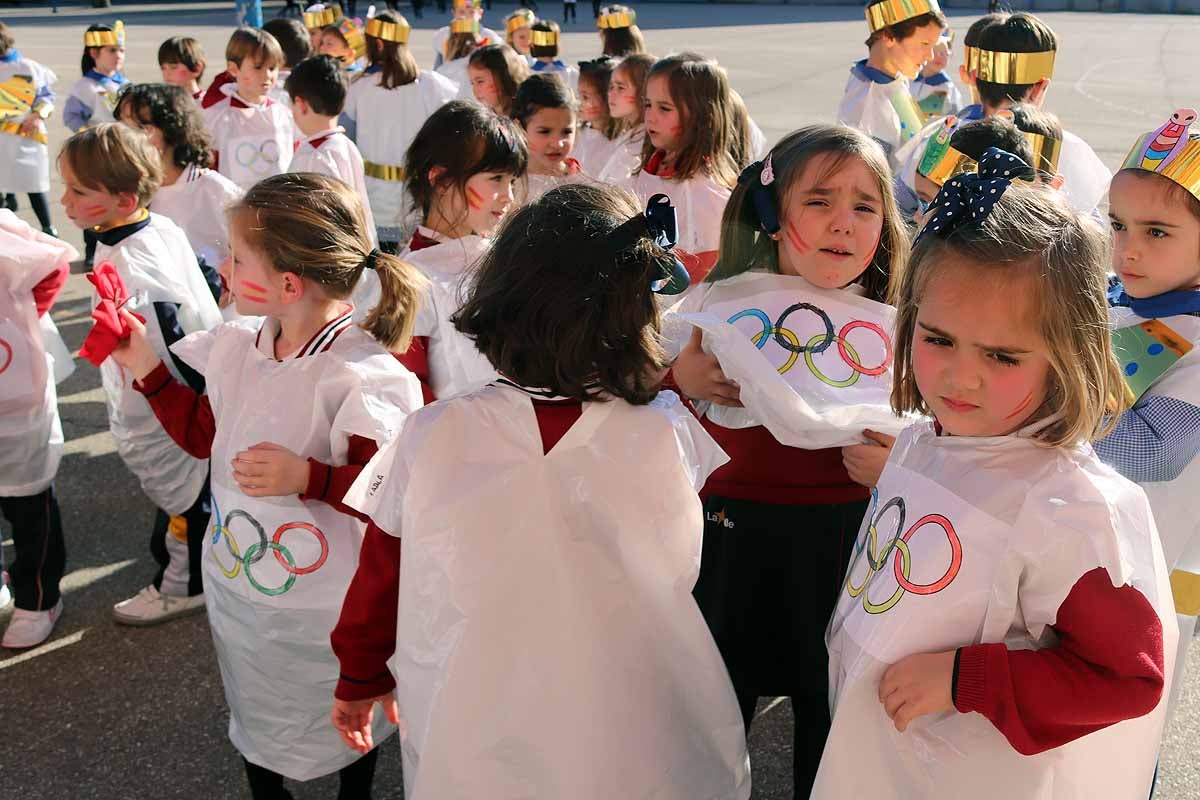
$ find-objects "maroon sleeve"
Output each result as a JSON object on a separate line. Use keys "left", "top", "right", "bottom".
{"left": 134, "top": 361, "right": 216, "bottom": 459}
{"left": 32, "top": 262, "right": 69, "bottom": 318}
{"left": 393, "top": 335, "right": 435, "bottom": 405}
{"left": 201, "top": 71, "right": 234, "bottom": 108}
{"left": 953, "top": 566, "right": 1166, "bottom": 756}
{"left": 332, "top": 521, "right": 400, "bottom": 701}
{"left": 300, "top": 434, "right": 377, "bottom": 522}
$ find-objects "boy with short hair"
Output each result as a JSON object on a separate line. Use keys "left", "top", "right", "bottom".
{"left": 158, "top": 36, "right": 206, "bottom": 101}
{"left": 263, "top": 17, "right": 313, "bottom": 105}
{"left": 201, "top": 27, "right": 295, "bottom": 189}
{"left": 58, "top": 123, "right": 222, "bottom": 626}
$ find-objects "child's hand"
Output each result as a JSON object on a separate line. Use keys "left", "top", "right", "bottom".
{"left": 332, "top": 694, "right": 400, "bottom": 754}
{"left": 19, "top": 115, "right": 41, "bottom": 136}
{"left": 109, "top": 309, "right": 162, "bottom": 381}
{"left": 672, "top": 328, "right": 742, "bottom": 407}
{"left": 842, "top": 429, "right": 896, "bottom": 488}
{"left": 232, "top": 442, "right": 310, "bottom": 497}
{"left": 879, "top": 649, "right": 957, "bottom": 732}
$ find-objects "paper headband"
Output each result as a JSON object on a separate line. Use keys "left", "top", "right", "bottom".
{"left": 365, "top": 17, "right": 410, "bottom": 43}
{"left": 1121, "top": 108, "right": 1200, "bottom": 202}
{"left": 531, "top": 29, "right": 558, "bottom": 46}
{"left": 917, "top": 117, "right": 976, "bottom": 186}
{"left": 506, "top": 10, "right": 536, "bottom": 33}
{"left": 973, "top": 48, "right": 1056, "bottom": 84}
{"left": 597, "top": 10, "right": 636, "bottom": 29}
{"left": 337, "top": 18, "right": 367, "bottom": 59}
{"left": 304, "top": 4, "right": 344, "bottom": 28}
{"left": 865, "top": 0, "right": 941, "bottom": 34}
{"left": 450, "top": 18, "right": 480, "bottom": 34}
{"left": 453, "top": 0, "right": 483, "bottom": 9}
{"left": 1025, "top": 131, "right": 1062, "bottom": 175}
{"left": 84, "top": 21, "right": 125, "bottom": 48}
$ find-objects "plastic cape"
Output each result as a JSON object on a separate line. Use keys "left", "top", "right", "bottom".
{"left": 201, "top": 95, "right": 295, "bottom": 189}
{"left": 150, "top": 165, "right": 244, "bottom": 269}
{"left": 0, "top": 56, "right": 56, "bottom": 193}
{"left": 666, "top": 272, "right": 910, "bottom": 449}
{"left": 813, "top": 421, "right": 1176, "bottom": 800}
{"left": 169, "top": 318, "right": 421, "bottom": 781}
{"left": 596, "top": 124, "right": 646, "bottom": 185}
{"left": 910, "top": 74, "right": 963, "bottom": 120}
{"left": 520, "top": 164, "right": 598, "bottom": 205}
{"left": 573, "top": 124, "right": 619, "bottom": 176}
{"left": 66, "top": 73, "right": 122, "bottom": 126}
{"left": 836, "top": 68, "right": 923, "bottom": 164}
{"left": 434, "top": 55, "right": 470, "bottom": 94}
{"left": 629, "top": 169, "right": 731, "bottom": 267}
{"left": 93, "top": 214, "right": 222, "bottom": 514}
{"left": 0, "top": 210, "right": 76, "bottom": 495}
{"left": 1058, "top": 129, "right": 1112, "bottom": 217}
{"left": 344, "top": 384, "right": 750, "bottom": 799}
{"left": 290, "top": 130, "right": 377, "bottom": 246}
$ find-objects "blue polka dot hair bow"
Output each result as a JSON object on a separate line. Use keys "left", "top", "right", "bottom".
{"left": 917, "top": 147, "right": 1037, "bottom": 241}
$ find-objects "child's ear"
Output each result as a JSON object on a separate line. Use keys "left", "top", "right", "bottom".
{"left": 191, "top": 61, "right": 206, "bottom": 78}
{"left": 958, "top": 63, "right": 972, "bottom": 86}
{"left": 292, "top": 96, "right": 310, "bottom": 115}
{"left": 116, "top": 191, "right": 141, "bottom": 214}
{"left": 279, "top": 272, "right": 306, "bottom": 304}
{"left": 428, "top": 165, "right": 447, "bottom": 189}
{"left": 227, "top": 59, "right": 241, "bottom": 78}
{"left": 1027, "top": 78, "right": 1051, "bottom": 107}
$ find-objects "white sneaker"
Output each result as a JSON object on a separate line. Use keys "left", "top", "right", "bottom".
{"left": 2, "top": 597, "right": 63, "bottom": 649}
{"left": 0, "top": 576, "right": 11, "bottom": 611}
{"left": 112, "top": 585, "right": 206, "bottom": 627}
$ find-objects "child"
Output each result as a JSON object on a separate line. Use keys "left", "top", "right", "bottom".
{"left": 630, "top": 52, "right": 740, "bottom": 281}
{"left": 1097, "top": 116, "right": 1200, "bottom": 723}
{"left": 667, "top": 125, "right": 908, "bottom": 796}
{"left": 1010, "top": 101, "right": 1063, "bottom": 178}
{"left": 304, "top": 2, "right": 344, "bottom": 50}
{"left": 910, "top": 113, "right": 1034, "bottom": 210}
{"left": 504, "top": 7, "right": 536, "bottom": 57}
{"left": 202, "top": 27, "right": 294, "bottom": 189}
{"left": 836, "top": 0, "right": 944, "bottom": 164}
{"left": 0, "top": 23, "right": 59, "bottom": 236}
{"left": 263, "top": 17, "right": 315, "bottom": 105}
{"left": 909, "top": 30, "right": 962, "bottom": 121}
{"left": 157, "top": 36, "right": 206, "bottom": 101}
{"left": 573, "top": 56, "right": 618, "bottom": 174}
{"left": 528, "top": 20, "right": 578, "bottom": 87}
{"left": 514, "top": 74, "right": 589, "bottom": 203}
{"left": 319, "top": 18, "right": 368, "bottom": 71}
{"left": 598, "top": 5, "right": 645, "bottom": 58}
{"left": 432, "top": 0, "right": 501, "bottom": 69}
{"left": 0, "top": 212, "right": 75, "bottom": 649}
{"left": 286, "top": 55, "right": 377, "bottom": 241}
{"left": 59, "top": 124, "right": 223, "bottom": 625}
{"left": 64, "top": 22, "right": 128, "bottom": 132}
{"left": 596, "top": 51, "right": 653, "bottom": 183}
{"left": 109, "top": 172, "right": 423, "bottom": 799}
{"left": 467, "top": 43, "right": 529, "bottom": 115}
{"left": 116, "top": 83, "right": 242, "bottom": 277}
{"left": 330, "top": 182, "right": 751, "bottom": 798}
{"left": 343, "top": 10, "right": 459, "bottom": 250}
{"left": 813, "top": 150, "right": 1175, "bottom": 799}
{"left": 435, "top": 18, "right": 483, "bottom": 88}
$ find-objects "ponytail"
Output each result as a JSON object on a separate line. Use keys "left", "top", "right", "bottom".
{"left": 362, "top": 251, "right": 425, "bottom": 352}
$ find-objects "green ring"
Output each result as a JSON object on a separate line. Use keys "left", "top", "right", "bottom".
{"left": 804, "top": 334, "right": 862, "bottom": 388}
{"left": 242, "top": 541, "right": 298, "bottom": 596}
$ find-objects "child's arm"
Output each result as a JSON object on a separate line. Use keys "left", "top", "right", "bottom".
{"left": 1094, "top": 394, "right": 1200, "bottom": 483}
{"left": 32, "top": 262, "right": 69, "bottom": 318}
{"left": 61, "top": 94, "right": 91, "bottom": 132}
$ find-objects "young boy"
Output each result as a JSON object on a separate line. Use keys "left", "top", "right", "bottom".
{"left": 909, "top": 113, "right": 1034, "bottom": 210}
{"left": 285, "top": 55, "right": 376, "bottom": 241}
{"left": 909, "top": 30, "right": 962, "bottom": 121}
{"left": 263, "top": 17, "right": 313, "bottom": 106}
{"left": 157, "top": 36, "right": 206, "bottom": 102}
{"left": 528, "top": 21, "right": 579, "bottom": 88}
{"left": 432, "top": 0, "right": 501, "bottom": 68}
{"left": 201, "top": 27, "right": 295, "bottom": 189}
{"left": 58, "top": 123, "right": 222, "bottom": 625}
{"left": 836, "top": 0, "right": 945, "bottom": 165}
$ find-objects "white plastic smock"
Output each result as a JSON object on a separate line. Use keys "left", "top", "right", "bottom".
{"left": 0, "top": 55, "right": 56, "bottom": 193}
{"left": 345, "top": 384, "right": 751, "bottom": 799}
{"left": 170, "top": 316, "right": 421, "bottom": 781}
{"left": 573, "top": 124, "right": 618, "bottom": 177}
{"left": 150, "top": 164, "right": 243, "bottom": 269}
{"left": 668, "top": 272, "right": 909, "bottom": 449}
{"left": 628, "top": 170, "right": 730, "bottom": 261}
{"left": 813, "top": 420, "right": 1177, "bottom": 800}
{"left": 836, "top": 68, "right": 923, "bottom": 164}
{"left": 0, "top": 210, "right": 76, "bottom": 496}
{"left": 596, "top": 124, "right": 645, "bottom": 185}
{"left": 202, "top": 94, "right": 296, "bottom": 189}
{"left": 94, "top": 213, "right": 223, "bottom": 514}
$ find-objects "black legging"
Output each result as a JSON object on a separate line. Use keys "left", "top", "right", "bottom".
{"left": 243, "top": 747, "right": 380, "bottom": 800}
{"left": 3, "top": 192, "right": 53, "bottom": 231}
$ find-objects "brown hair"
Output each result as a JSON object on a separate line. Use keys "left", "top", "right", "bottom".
{"left": 578, "top": 56, "right": 618, "bottom": 139}
{"left": 974, "top": 12, "right": 1058, "bottom": 108}
{"left": 59, "top": 123, "right": 163, "bottom": 207}
{"left": 0, "top": 22, "right": 14, "bottom": 57}
{"left": 231, "top": 173, "right": 425, "bottom": 351}
{"left": 610, "top": 52, "right": 654, "bottom": 134}
{"left": 638, "top": 52, "right": 739, "bottom": 186}
{"left": 599, "top": 6, "right": 645, "bottom": 58}
{"left": 226, "top": 26, "right": 284, "bottom": 69}
{"left": 892, "top": 181, "right": 1122, "bottom": 446}
{"left": 467, "top": 44, "right": 529, "bottom": 115}
{"left": 1113, "top": 167, "right": 1200, "bottom": 225}
{"left": 115, "top": 83, "right": 214, "bottom": 170}
{"left": 362, "top": 10, "right": 419, "bottom": 88}
{"left": 708, "top": 125, "right": 907, "bottom": 304}
{"left": 157, "top": 36, "right": 206, "bottom": 77}
{"left": 444, "top": 30, "right": 480, "bottom": 63}
{"left": 453, "top": 183, "right": 670, "bottom": 404}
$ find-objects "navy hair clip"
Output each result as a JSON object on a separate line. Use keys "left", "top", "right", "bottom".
{"left": 608, "top": 193, "right": 691, "bottom": 295}
{"left": 737, "top": 154, "right": 781, "bottom": 235}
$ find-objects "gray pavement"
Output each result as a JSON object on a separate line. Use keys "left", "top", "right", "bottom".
{"left": 1, "top": 3, "right": 1199, "bottom": 798}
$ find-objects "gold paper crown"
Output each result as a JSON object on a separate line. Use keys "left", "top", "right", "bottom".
{"left": 450, "top": 18, "right": 480, "bottom": 34}
{"left": 973, "top": 48, "right": 1056, "bottom": 84}
{"left": 338, "top": 18, "right": 367, "bottom": 59}
{"left": 506, "top": 9, "right": 536, "bottom": 33}
{"left": 365, "top": 17, "right": 410, "bottom": 43}
{"left": 530, "top": 29, "right": 558, "bottom": 46}
{"left": 865, "top": 0, "right": 941, "bottom": 34}
{"left": 1024, "top": 132, "right": 1062, "bottom": 175}
{"left": 304, "top": 5, "right": 344, "bottom": 28}
{"left": 963, "top": 44, "right": 979, "bottom": 74}
{"left": 597, "top": 10, "right": 636, "bottom": 29}
{"left": 1121, "top": 109, "right": 1200, "bottom": 202}
{"left": 453, "top": 0, "right": 483, "bottom": 9}
{"left": 921, "top": 145, "right": 975, "bottom": 187}
{"left": 83, "top": 21, "right": 125, "bottom": 48}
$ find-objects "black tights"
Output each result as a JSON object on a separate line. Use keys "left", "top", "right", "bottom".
{"left": 242, "top": 748, "right": 379, "bottom": 800}
{"left": 3, "top": 192, "right": 53, "bottom": 231}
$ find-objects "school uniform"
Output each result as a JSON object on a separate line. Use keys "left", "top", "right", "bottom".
{"left": 836, "top": 59, "right": 924, "bottom": 166}
{"left": 290, "top": 127, "right": 377, "bottom": 245}
{"left": 63, "top": 69, "right": 128, "bottom": 131}
{"left": 530, "top": 58, "right": 579, "bottom": 91}
{"left": 150, "top": 163, "right": 243, "bottom": 272}
{"left": 0, "top": 51, "right": 56, "bottom": 195}
{"left": 433, "top": 54, "right": 471, "bottom": 93}
{"left": 202, "top": 92, "right": 295, "bottom": 190}
{"left": 909, "top": 69, "right": 963, "bottom": 120}
{"left": 521, "top": 158, "right": 595, "bottom": 204}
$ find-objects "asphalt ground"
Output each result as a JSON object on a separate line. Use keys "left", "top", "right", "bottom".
{"left": 1, "top": 3, "right": 1199, "bottom": 797}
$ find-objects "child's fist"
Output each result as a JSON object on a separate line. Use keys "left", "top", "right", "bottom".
{"left": 878, "top": 649, "right": 957, "bottom": 732}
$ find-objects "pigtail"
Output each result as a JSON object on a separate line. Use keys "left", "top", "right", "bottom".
{"left": 706, "top": 176, "right": 773, "bottom": 283}
{"left": 363, "top": 252, "right": 426, "bottom": 352}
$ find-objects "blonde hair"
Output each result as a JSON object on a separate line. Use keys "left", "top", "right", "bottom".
{"left": 231, "top": 173, "right": 426, "bottom": 352}
{"left": 225, "top": 26, "right": 284, "bottom": 68}
{"left": 59, "top": 123, "right": 162, "bottom": 207}
{"left": 892, "top": 181, "right": 1124, "bottom": 447}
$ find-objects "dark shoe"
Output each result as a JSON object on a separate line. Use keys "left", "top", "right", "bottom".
{"left": 42, "top": 225, "right": 58, "bottom": 238}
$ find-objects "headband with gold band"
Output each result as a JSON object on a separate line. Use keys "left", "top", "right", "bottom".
{"left": 865, "top": 0, "right": 940, "bottom": 34}
{"left": 365, "top": 17, "right": 410, "bottom": 43}
{"left": 337, "top": 18, "right": 367, "bottom": 59}
{"left": 597, "top": 10, "right": 636, "bottom": 29}
{"left": 453, "top": 0, "right": 483, "bottom": 9}
{"left": 1024, "top": 132, "right": 1062, "bottom": 175}
{"left": 450, "top": 17, "right": 480, "bottom": 34}
{"left": 973, "top": 48, "right": 1056, "bottom": 84}
{"left": 1121, "top": 108, "right": 1200, "bottom": 202}
{"left": 963, "top": 44, "right": 979, "bottom": 74}
{"left": 530, "top": 29, "right": 558, "bottom": 46}
{"left": 304, "top": 4, "right": 343, "bottom": 28}
{"left": 917, "top": 117, "right": 976, "bottom": 187}
{"left": 84, "top": 21, "right": 125, "bottom": 48}
{"left": 506, "top": 10, "right": 536, "bottom": 33}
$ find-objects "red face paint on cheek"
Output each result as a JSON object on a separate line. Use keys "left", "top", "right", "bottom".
{"left": 466, "top": 186, "right": 485, "bottom": 210}
{"left": 785, "top": 221, "right": 811, "bottom": 255}
{"left": 1003, "top": 389, "right": 1036, "bottom": 420}
{"left": 80, "top": 202, "right": 109, "bottom": 218}
{"left": 237, "top": 279, "right": 270, "bottom": 303}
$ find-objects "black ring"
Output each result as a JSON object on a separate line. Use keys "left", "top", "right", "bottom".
{"left": 225, "top": 509, "right": 269, "bottom": 565}
{"left": 866, "top": 496, "right": 906, "bottom": 572}
{"left": 773, "top": 303, "right": 835, "bottom": 354}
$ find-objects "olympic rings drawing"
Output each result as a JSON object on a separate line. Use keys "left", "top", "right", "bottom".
{"left": 234, "top": 139, "right": 281, "bottom": 169}
{"left": 0, "top": 338, "right": 11, "bottom": 375}
{"left": 844, "top": 489, "right": 963, "bottom": 615}
{"left": 727, "top": 304, "right": 893, "bottom": 387}
{"left": 208, "top": 496, "right": 329, "bottom": 596}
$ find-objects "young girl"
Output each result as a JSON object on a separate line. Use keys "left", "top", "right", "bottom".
{"left": 514, "top": 74, "right": 591, "bottom": 203}
{"left": 503, "top": 8, "right": 536, "bottom": 57}
{"left": 631, "top": 52, "right": 741, "bottom": 281}
{"left": 528, "top": 20, "right": 578, "bottom": 87}
{"left": 330, "top": 182, "right": 750, "bottom": 798}
{"left": 109, "top": 173, "right": 424, "bottom": 799}
{"left": 344, "top": 11, "right": 459, "bottom": 250}
{"left": 813, "top": 150, "right": 1175, "bottom": 799}
{"left": 116, "top": 83, "right": 242, "bottom": 279}
{"left": 466, "top": 43, "right": 529, "bottom": 116}
{"left": 0, "top": 23, "right": 59, "bottom": 237}
{"left": 434, "top": 18, "right": 482, "bottom": 89}
{"left": 319, "top": 18, "right": 367, "bottom": 71}
{"left": 573, "top": 56, "right": 618, "bottom": 175}
{"left": 64, "top": 22, "right": 129, "bottom": 132}
{"left": 668, "top": 125, "right": 908, "bottom": 796}
{"left": 597, "top": 4, "right": 645, "bottom": 57}
{"left": 596, "top": 52, "right": 653, "bottom": 184}
{"left": 304, "top": 2, "right": 344, "bottom": 50}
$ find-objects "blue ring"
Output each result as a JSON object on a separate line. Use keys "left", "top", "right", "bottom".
{"left": 727, "top": 308, "right": 773, "bottom": 350}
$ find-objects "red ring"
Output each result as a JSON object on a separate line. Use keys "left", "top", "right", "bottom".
{"left": 893, "top": 513, "right": 962, "bottom": 595}
{"left": 272, "top": 522, "right": 329, "bottom": 575}
{"left": 837, "top": 320, "right": 892, "bottom": 377}
{"left": 0, "top": 339, "right": 11, "bottom": 375}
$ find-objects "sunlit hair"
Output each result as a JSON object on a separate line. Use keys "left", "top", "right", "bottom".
{"left": 59, "top": 123, "right": 163, "bottom": 207}
{"left": 468, "top": 44, "right": 530, "bottom": 115}
{"left": 610, "top": 52, "right": 654, "bottom": 134}
{"left": 361, "top": 10, "right": 418, "bottom": 88}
